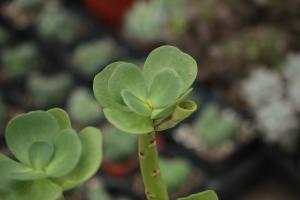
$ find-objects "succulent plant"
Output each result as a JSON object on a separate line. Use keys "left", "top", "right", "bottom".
{"left": 124, "top": 0, "right": 186, "bottom": 42}
{"left": 93, "top": 45, "right": 217, "bottom": 200}
{"left": 103, "top": 126, "right": 137, "bottom": 162}
{"left": 13, "top": 0, "right": 45, "bottom": 13}
{"left": 67, "top": 87, "right": 103, "bottom": 127}
{"left": 256, "top": 99, "right": 299, "bottom": 149}
{"left": 0, "top": 108, "right": 102, "bottom": 200}
{"left": 194, "top": 105, "right": 239, "bottom": 148}
{"left": 37, "top": 7, "right": 81, "bottom": 43}
{"left": 72, "top": 39, "right": 119, "bottom": 77}
{"left": 27, "top": 72, "right": 73, "bottom": 108}
{"left": 1, "top": 43, "right": 40, "bottom": 80}
{"left": 242, "top": 68, "right": 283, "bottom": 109}
{"left": 160, "top": 158, "right": 191, "bottom": 192}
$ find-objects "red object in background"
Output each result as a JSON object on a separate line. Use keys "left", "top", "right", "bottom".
{"left": 83, "top": 0, "right": 134, "bottom": 30}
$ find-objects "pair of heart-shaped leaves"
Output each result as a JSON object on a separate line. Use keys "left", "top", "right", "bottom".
{"left": 0, "top": 108, "right": 102, "bottom": 200}
{"left": 93, "top": 45, "right": 198, "bottom": 134}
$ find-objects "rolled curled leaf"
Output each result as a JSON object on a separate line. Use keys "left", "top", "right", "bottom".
{"left": 155, "top": 100, "right": 197, "bottom": 131}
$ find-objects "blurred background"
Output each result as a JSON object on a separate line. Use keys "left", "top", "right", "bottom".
{"left": 0, "top": 0, "right": 300, "bottom": 199}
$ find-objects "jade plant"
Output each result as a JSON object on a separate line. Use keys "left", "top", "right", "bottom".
{"left": 27, "top": 72, "right": 73, "bottom": 108}
{"left": 67, "top": 87, "right": 103, "bottom": 127}
{"left": 72, "top": 39, "right": 120, "bottom": 77}
{"left": 1, "top": 43, "right": 40, "bottom": 80}
{"left": 0, "top": 108, "right": 102, "bottom": 200}
{"left": 93, "top": 45, "right": 218, "bottom": 200}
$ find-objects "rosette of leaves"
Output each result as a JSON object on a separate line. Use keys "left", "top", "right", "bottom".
{"left": 67, "top": 87, "right": 103, "bottom": 127}
{"left": 27, "top": 72, "right": 73, "bottom": 108}
{"left": 194, "top": 105, "right": 239, "bottom": 148}
{"left": 93, "top": 45, "right": 198, "bottom": 134}
{"left": 72, "top": 39, "right": 120, "bottom": 77}
{"left": 0, "top": 108, "right": 102, "bottom": 200}
{"left": 103, "top": 126, "right": 137, "bottom": 162}
{"left": 1, "top": 43, "right": 40, "bottom": 80}
{"left": 37, "top": 7, "right": 81, "bottom": 43}
{"left": 160, "top": 158, "right": 191, "bottom": 192}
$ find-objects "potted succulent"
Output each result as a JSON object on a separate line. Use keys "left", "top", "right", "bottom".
{"left": 0, "top": 108, "right": 102, "bottom": 200}
{"left": 124, "top": 0, "right": 187, "bottom": 52}
{"left": 67, "top": 87, "right": 104, "bottom": 128}
{"left": 71, "top": 39, "right": 121, "bottom": 78}
{"left": 26, "top": 72, "right": 74, "bottom": 108}
{"left": 93, "top": 45, "right": 218, "bottom": 200}
{"left": 0, "top": 42, "right": 41, "bottom": 82}
{"left": 102, "top": 125, "right": 138, "bottom": 177}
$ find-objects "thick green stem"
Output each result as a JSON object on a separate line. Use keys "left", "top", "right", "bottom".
{"left": 138, "top": 131, "right": 169, "bottom": 200}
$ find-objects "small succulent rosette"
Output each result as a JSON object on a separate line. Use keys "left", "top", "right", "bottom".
{"left": 0, "top": 108, "right": 102, "bottom": 200}
{"left": 93, "top": 45, "right": 198, "bottom": 134}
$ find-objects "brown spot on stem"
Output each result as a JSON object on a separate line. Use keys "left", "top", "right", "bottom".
{"left": 148, "top": 140, "right": 156, "bottom": 148}
{"left": 151, "top": 169, "right": 160, "bottom": 177}
{"left": 139, "top": 151, "right": 145, "bottom": 159}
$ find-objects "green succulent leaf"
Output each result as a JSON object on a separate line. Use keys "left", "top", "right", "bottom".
{"left": 29, "top": 141, "right": 54, "bottom": 169}
{"left": 93, "top": 61, "right": 129, "bottom": 110}
{"left": 47, "top": 108, "right": 71, "bottom": 130}
{"left": 149, "top": 68, "right": 183, "bottom": 108}
{"left": 143, "top": 45, "right": 197, "bottom": 92}
{"left": 12, "top": 179, "right": 62, "bottom": 200}
{"left": 121, "top": 90, "right": 151, "bottom": 116}
{"left": 108, "top": 62, "right": 147, "bottom": 102}
{"left": 58, "top": 127, "right": 102, "bottom": 190}
{"left": 5, "top": 111, "right": 59, "bottom": 165}
{"left": 177, "top": 190, "right": 218, "bottom": 200}
{"left": 103, "top": 108, "right": 154, "bottom": 134}
{"left": 46, "top": 129, "right": 82, "bottom": 177}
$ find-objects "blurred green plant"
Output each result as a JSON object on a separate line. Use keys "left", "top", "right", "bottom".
{"left": 93, "top": 45, "right": 217, "bottom": 200}
{"left": 194, "top": 105, "right": 238, "bottom": 148}
{"left": 37, "top": 7, "right": 81, "bottom": 43}
{"left": 14, "top": 0, "right": 45, "bottom": 13}
{"left": 0, "top": 27, "right": 11, "bottom": 47}
{"left": 103, "top": 126, "right": 137, "bottom": 163}
{"left": 124, "top": 0, "right": 187, "bottom": 43}
{"left": 67, "top": 87, "right": 103, "bottom": 127}
{"left": 0, "top": 108, "right": 102, "bottom": 200}
{"left": 160, "top": 158, "right": 191, "bottom": 192}
{"left": 72, "top": 39, "right": 119, "bottom": 77}
{"left": 27, "top": 72, "right": 73, "bottom": 108}
{"left": 1, "top": 43, "right": 40, "bottom": 80}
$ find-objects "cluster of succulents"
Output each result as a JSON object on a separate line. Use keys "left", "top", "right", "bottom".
{"left": 67, "top": 87, "right": 103, "bottom": 127}
{"left": 124, "top": 0, "right": 187, "bottom": 43}
{"left": 1, "top": 43, "right": 41, "bottom": 80}
{"left": 0, "top": 108, "right": 102, "bottom": 200}
{"left": 27, "top": 72, "right": 73, "bottom": 108}
{"left": 242, "top": 54, "right": 300, "bottom": 150}
{"left": 37, "top": 6, "right": 82, "bottom": 43}
{"left": 72, "top": 39, "right": 120, "bottom": 77}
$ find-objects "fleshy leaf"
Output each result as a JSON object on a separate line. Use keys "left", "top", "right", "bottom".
{"left": 121, "top": 90, "right": 151, "bottom": 116}
{"left": 177, "top": 190, "right": 218, "bottom": 200}
{"left": 103, "top": 108, "right": 154, "bottom": 134}
{"left": 143, "top": 45, "right": 197, "bottom": 91}
{"left": 151, "top": 88, "right": 193, "bottom": 119}
{"left": 58, "top": 127, "right": 102, "bottom": 190}
{"left": 93, "top": 61, "right": 129, "bottom": 110}
{"left": 108, "top": 63, "right": 147, "bottom": 103}
{"left": 29, "top": 141, "right": 54, "bottom": 169}
{"left": 47, "top": 108, "right": 71, "bottom": 130}
{"left": 12, "top": 179, "right": 62, "bottom": 200}
{"left": 149, "top": 68, "right": 183, "bottom": 108}
{"left": 46, "top": 129, "right": 82, "bottom": 177}
{"left": 5, "top": 111, "right": 59, "bottom": 165}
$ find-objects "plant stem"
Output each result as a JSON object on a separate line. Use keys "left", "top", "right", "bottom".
{"left": 138, "top": 131, "right": 169, "bottom": 200}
